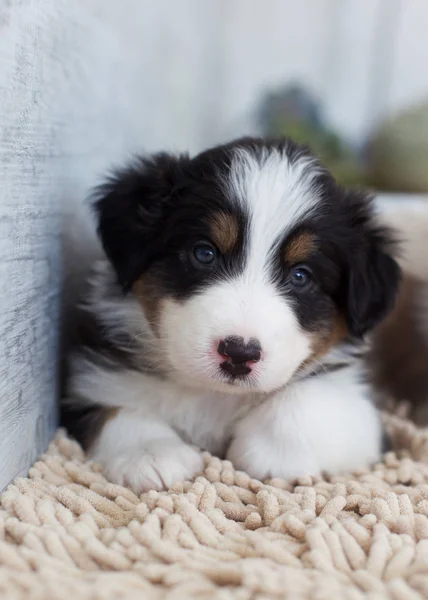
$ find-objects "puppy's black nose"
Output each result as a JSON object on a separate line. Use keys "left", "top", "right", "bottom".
{"left": 218, "top": 336, "right": 261, "bottom": 365}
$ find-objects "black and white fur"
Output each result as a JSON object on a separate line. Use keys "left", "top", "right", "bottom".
{"left": 62, "top": 137, "right": 400, "bottom": 493}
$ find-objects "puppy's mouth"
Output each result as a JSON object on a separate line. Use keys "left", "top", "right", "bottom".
{"left": 220, "top": 360, "right": 253, "bottom": 378}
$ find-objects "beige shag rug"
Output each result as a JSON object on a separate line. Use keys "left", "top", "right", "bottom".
{"left": 1, "top": 415, "right": 428, "bottom": 599}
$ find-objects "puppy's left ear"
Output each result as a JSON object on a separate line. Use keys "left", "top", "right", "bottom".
{"left": 344, "top": 192, "right": 401, "bottom": 338}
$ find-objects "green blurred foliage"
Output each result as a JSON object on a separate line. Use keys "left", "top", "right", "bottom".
{"left": 258, "top": 85, "right": 368, "bottom": 187}
{"left": 259, "top": 84, "right": 428, "bottom": 192}
{"left": 368, "top": 100, "right": 428, "bottom": 193}
{"left": 269, "top": 116, "right": 368, "bottom": 187}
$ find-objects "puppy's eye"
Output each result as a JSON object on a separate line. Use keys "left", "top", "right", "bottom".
{"left": 192, "top": 243, "right": 216, "bottom": 265}
{"left": 290, "top": 265, "right": 312, "bottom": 288}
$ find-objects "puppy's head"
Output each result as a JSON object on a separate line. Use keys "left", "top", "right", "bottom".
{"left": 94, "top": 137, "right": 400, "bottom": 394}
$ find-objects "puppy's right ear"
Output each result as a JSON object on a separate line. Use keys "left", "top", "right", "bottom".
{"left": 93, "top": 152, "right": 188, "bottom": 290}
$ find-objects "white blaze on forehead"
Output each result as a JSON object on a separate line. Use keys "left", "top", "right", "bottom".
{"left": 227, "top": 146, "right": 322, "bottom": 280}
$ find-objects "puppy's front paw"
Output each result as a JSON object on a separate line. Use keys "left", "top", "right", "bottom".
{"left": 227, "top": 436, "right": 319, "bottom": 482}
{"left": 103, "top": 442, "right": 204, "bottom": 494}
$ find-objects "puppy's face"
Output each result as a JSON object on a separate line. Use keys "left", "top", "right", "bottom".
{"left": 95, "top": 138, "right": 400, "bottom": 394}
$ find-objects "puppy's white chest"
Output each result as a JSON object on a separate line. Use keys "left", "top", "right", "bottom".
{"left": 161, "top": 388, "right": 253, "bottom": 456}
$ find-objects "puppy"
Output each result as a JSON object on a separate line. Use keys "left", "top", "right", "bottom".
{"left": 369, "top": 207, "right": 428, "bottom": 426}
{"left": 62, "top": 136, "right": 400, "bottom": 493}
{"left": 370, "top": 273, "right": 428, "bottom": 425}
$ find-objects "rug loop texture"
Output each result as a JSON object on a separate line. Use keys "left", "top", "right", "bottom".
{"left": 1, "top": 415, "right": 428, "bottom": 598}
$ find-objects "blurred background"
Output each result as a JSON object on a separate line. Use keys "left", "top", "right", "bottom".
{"left": 35, "top": 0, "right": 426, "bottom": 193}
{"left": 111, "top": 0, "right": 427, "bottom": 194}
{"left": 0, "top": 0, "right": 428, "bottom": 488}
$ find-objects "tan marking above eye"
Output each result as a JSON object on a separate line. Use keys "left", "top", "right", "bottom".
{"left": 285, "top": 232, "right": 317, "bottom": 264}
{"left": 210, "top": 212, "right": 239, "bottom": 254}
